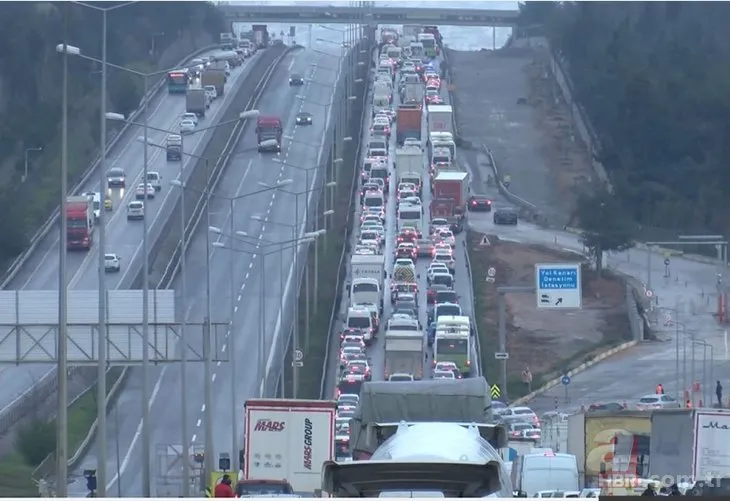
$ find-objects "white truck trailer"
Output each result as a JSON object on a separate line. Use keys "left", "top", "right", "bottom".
{"left": 242, "top": 398, "right": 337, "bottom": 495}
{"left": 427, "top": 104, "right": 454, "bottom": 135}
{"left": 395, "top": 146, "right": 423, "bottom": 183}
{"left": 350, "top": 254, "right": 385, "bottom": 284}
{"left": 384, "top": 327, "right": 424, "bottom": 380}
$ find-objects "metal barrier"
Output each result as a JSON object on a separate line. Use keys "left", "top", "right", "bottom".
{"left": 318, "top": 42, "right": 370, "bottom": 399}
{"left": 462, "top": 243, "right": 482, "bottom": 378}
{"left": 0, "top": 44, "right": 220, "bottom": 289}
{"left": 28, "top": 47, "right": 298, "bottom": 480}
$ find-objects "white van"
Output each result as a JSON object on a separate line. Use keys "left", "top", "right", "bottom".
{"left": 363, "top": 191, "right": 385, "bottom": 209}
{"left": 146, "top": 171, "right": 162, "bottom": 191}
{"left": 373, "top": 95, "right": 390, "bottom": 114}
{"left": 345, "top": 306, "right": 377, "bottom": 342}
{"left": 511, "top": 451, "right": 579, "bottom": 497}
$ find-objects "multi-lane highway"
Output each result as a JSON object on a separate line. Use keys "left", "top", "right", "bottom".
{"left": 0, "top": 49, "right": 262, "bottom": 415}
{"left": 323, "top": 50, "right": 480, "bottom": 398}
{"left": 67, "top": 38, "right": 346, "bottom": 496}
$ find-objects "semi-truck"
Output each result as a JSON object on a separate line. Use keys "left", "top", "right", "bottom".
{"left": 396, "top": 104, "right": 423, "bottom": 145}
{"left": 66, "top": 195, "right": 94, "bottom": 250}
{"left": 427, "top": 104, "right": 454, "bottom": 135}
{"left": 201, "top": 68, "right": 225, "bottom": 97}
{"left": 185, "top": 87, "right": 207, "bottom": 117}
{"left": 349, "top": 378, "right": 495, "bottom": 460}
{"left": 384, "top": 326, "right": 424, "bottom": 380}
{"left": 242, "top": 398, "right": 336, "bottom": 495}
{"left": 431, "top": 171, "right": 469, "bottom": 233}
{"left": 252, "top": 24, "right": 269, "bottom": 48}
{"left": 256, "top": 116, "right": 282, "bottom": 152}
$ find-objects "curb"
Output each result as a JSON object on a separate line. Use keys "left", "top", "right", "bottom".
{"left": 510, "top": 340, "right": 639, "bottom": 406}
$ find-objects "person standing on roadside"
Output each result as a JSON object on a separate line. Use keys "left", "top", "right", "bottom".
{"left": 717, "top": 381, "right": 723, "bottom": 408}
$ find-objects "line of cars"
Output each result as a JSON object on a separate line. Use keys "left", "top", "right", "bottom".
{"left": 332, "top": 34, "right": 481, "bottom": 461}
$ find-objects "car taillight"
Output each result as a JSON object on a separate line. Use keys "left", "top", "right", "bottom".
{"left": 472, "top": 201, "right": 477, "bottom": 205}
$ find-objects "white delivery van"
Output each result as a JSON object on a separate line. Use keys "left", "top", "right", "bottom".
{"left": 511, "top": 451, "right": 580, "bottom": 497}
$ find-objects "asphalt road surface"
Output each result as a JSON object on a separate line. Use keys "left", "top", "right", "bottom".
{"left": 0, "top": 49, "right": 261, "bottom": 417}
{"left": 468, "top": 214, "right": 729, "bottom": 416}
{"left": 68, "top": 43, "right": 344, "bottom": 496}
{"left": 323, "top": 51, "right": 480, "bottom": 399}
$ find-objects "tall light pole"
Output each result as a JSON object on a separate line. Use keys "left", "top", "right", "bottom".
{"left": 56, "top": 7, "right": 69, "bottom": 495}
{"left": 172, "top": 177, "right": 291, "bottom": 478}
{"left": 113, "top": 108, "right": 259, "bottom": 494}
{"left": 212, "top": 231, "right": 328, "bottom": 398}
{"left": 58, "top": 44, "right": 204, "bottom": 497}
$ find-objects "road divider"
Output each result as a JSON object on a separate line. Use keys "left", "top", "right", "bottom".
{"left": 28, "top": 46, "right": 299, "bottom": 480}
{"left": 0, "top": 43, "right": 219, "bottom": 289}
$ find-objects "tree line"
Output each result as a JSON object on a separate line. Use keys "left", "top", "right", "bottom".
{"left": 0, "top": 2, "right": 223, "bottom": 268}
{"left": 519, "top": 2, "right": 730, "bottom": 265}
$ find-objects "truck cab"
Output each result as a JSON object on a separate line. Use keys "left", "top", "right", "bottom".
{"left": 256, "top": 116, "right": 282, "bottom": 152}
{"left": 165, "top": 134, "right": 182, "bottom": 161}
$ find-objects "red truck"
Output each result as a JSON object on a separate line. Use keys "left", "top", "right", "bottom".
{"left": 256, "top": 116, "right": 282, "bottom": 152}
{"left": 430, "top": 171, "right": 469, "bottom": 234}
{"left": 396, "top": 104, "right": 422, "bottom": 146}
{"left": 66, "top": 195, "right": 94, "bottom": 250}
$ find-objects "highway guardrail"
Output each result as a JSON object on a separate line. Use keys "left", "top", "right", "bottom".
{"left": 66, "top": 45, "right": 298, "bottom": 474}
{"left": 0, "top": 43, "right": 220, "bottom": 289}
{"left": 317, "top": 41, "right": 371, "bottom": 399}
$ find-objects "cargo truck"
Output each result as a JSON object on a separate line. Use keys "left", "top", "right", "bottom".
{"left": 395, "top": 146, "right": 423, "bottom": 184}
{"left": 384, "top": 328, "right": 424, "bottom": 380}
{"left": 66, "top": 195, "right": 94, "bottom": 250}
{"left": 220, "top": 32, "right": 236, "bottom": 50}
{"left": 350, "top": 254, "right": 385, "bottom": 283}
{"left": 350, "top": 378, "right": 496, "bottom": 460}
{"left": 252, "top": 24, "right": 269, "bottom": 48}
{"left": 242, "top": 398, "right": 336, "bottom": 495}
{"left": 427, "top": 104, "right": 454, "bottom": 135}
{"left": 256, "top": 116, "right": 282, "bottom": 152}
{"left": 396, "top": 104, "right": 423, "bottom": 145}
{"left": 431, "top": 171, "right": 469, "bottom": 233}
{"left": 201, "top": 68, "right": 225, "bottom": 97}
{"left": 185, "top": 87, "right": 207, "bottom": 117}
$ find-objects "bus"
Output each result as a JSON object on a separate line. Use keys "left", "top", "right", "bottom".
{"left": 418, "top": 33, "right": 437, "bottom": 58}
{"left": 433, "top": 315, "right": 471, "bottom": 376}
{"left": 167, "top": 70, "right": 189, "bottom": 94}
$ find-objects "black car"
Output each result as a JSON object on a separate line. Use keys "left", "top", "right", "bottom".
{"left": 493, "top": 208, "right": 518, "bottom": 225}
{"left": 295, "top": 112, "right": 313, "bottom": 125}
{"left": 469, "top": 194, "right": 492, "bottom": 212}
{"left": 107, "top": 167, "right": 126, "bottom": 187}
{"left": 289, "top": 73, "right": 304, "bottom": 86}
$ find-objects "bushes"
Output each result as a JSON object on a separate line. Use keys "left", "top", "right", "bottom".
{"left": 14, "top": 419, "right": 54, "bottom": 467}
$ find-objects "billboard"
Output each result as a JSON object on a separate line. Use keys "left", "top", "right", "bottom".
{"left": 584, "top": 413, "right": 651, "bottom": 478}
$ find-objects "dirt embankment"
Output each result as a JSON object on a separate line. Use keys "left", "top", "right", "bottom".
{"left": 469, "top": 233, "right": 631, "bottom": 390}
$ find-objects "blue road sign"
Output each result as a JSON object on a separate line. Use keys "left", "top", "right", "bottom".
{"left": 561, "top": 375, "right": 571, "bottom": 385}
{"left": 535, "top": 263, "right": 582, "bottom": 309}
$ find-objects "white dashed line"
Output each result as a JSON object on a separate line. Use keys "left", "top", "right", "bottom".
{"left": 221, "top": 344, "right": 227, "bottom": 352}
{"left": 196, "top": 419, "right": 202, "bottom": 427}
{"left": 200, "top": 404, "right": 206, "bottom": 412}
{"left": 212, "top": 373, "right": 217, "bottom": 382}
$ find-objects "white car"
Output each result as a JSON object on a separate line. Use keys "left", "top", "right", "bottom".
{"left": 337, "top": 393, "right": 360, "bottom": 407}
{"left": 182, "top": 112, "right": 198, "bottom": 126}
{"left": 432, "top": 253, "right": 455, "bottom": 274}
{"left": 84, "top": 191, "right": 101, "bottom": 220}
{"left": 433, "top": 369, "right": 455, "bottom": 380}
{"left": 403, "top": 137, "right": 421, "bottom": 149}
{"left": 433, "top": 241, "right": 452, "bottom": 255}
{"left": 436, "top": 229, "right": 456, "bottom": 247}
{"left": 127, "top": 200, "right": 144, "bottom": 220}
{"left": 180, "top": 119, "right": 196, "bottom": 134}
{"left": 135, "top": 183, "right": 155, "bottom": 199}
{"left": 104, "top": 253, "right": 121, "bottom": 272}
{"left": 204, "top": 85, "right": 217, "bottom": 101}
{"left": 427, "top": 263, "right": 450, "bottom": 282}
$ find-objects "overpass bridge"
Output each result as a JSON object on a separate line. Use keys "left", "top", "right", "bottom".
{"left": 219, "top": 4, "right": 520, "bottom": 28}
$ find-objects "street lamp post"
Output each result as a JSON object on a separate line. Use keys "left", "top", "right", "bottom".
{"left": 58, "top": 42, "right": 197, "bottom": 496}
{"left": 172, "top": 178, "right": 291, "bottom": 472}
{"left": 211, "top": 232, "right": 327, "bottom": 398}
{"left": 118, "top": 109, "right": 258, "bottom": 494}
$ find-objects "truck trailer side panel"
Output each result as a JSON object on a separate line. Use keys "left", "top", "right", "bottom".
{"left": 244, "top": 399, "right": 336, "bottom": 494}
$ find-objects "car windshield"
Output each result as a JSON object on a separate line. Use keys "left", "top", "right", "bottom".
{"left": 109, "top": 169, "right": 123, "bottom": 177}
{"left": 432, "top": 274, "right": 453, "bottom": 287}
{"left": 347, "top": 317, "right": 370, "bottom": 328}
{"left": 639, "top": 397, "right": 659, "bottom": 403}
{"left": 236, "top": 481, "right": 293, "bottom": 497}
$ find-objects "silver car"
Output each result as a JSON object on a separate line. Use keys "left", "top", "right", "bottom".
{"left": 635, "top": 394, "right": 681, "bottom": 410}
